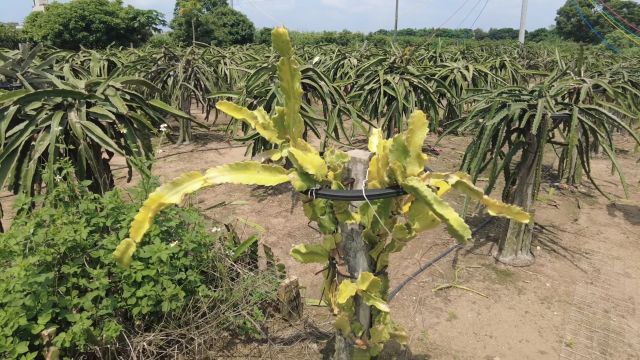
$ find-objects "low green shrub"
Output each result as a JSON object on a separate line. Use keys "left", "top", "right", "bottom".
{"left": 0, "top": 162, "right": 280, "bottom": 359}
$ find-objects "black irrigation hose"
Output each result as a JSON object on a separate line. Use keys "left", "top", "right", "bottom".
{"left": 302, "top": 187, "right": 407, "bottom": 201}
{"left": 300, "top": 166, "right": 433, "bottom": 201}
{"left": 387, "top": 217, "right": 495, "bottom": 302}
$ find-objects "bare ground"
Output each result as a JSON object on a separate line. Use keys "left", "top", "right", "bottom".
{"left": 1, "top": 124, "right": 639, "bottom": 360}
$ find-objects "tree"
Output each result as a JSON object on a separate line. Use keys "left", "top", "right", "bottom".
{"left": 472, "top": 28, "right": 521, "bottom": 41}
{"left": 486, "top": 28, "right": 520, "bottom": 40}
{"left": 199, "top": 7, "right": 255, "bottom": 46}
{"left": 177, "top": 0, "right": 204, "bottom": 45}
{"left": 174, "top": 0, "right": 227, "bottom": 14}
{"left": 555, "top": 0, "right": 640, "bottom": 44}
{"left": 255, "top": 27, "right": 272, "bottom": 45}
{"left": 605, "top": 29, "right": 637, "bottom": 48}
{"left": 0, "top": 24, "right": 24, "bottom": 49}
{"left": 22, "top": 0, "right": 165, "bottom": 50}
{"left": 474, "top": 28, "right": 488, "bottom": 40}
{"left": 171, "top": 0, "right": 254, "bottom": 46}
{"left": 527, "top": 27, "right": 560, "bottom": 42}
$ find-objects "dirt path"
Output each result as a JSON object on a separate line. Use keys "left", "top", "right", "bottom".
{"left": 1, "top": 129, "right": 638, "bottom": 359}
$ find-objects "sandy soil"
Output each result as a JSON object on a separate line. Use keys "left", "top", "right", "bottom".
{"left": 1, "top": 119, "right": 639, "bottom": 359}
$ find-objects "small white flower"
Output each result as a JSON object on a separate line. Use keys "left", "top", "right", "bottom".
{"left": 159, "top": 124, "right": 168, "bottom": 133}
{"left": 169, "top": 241, "right": 178, "bottom": 247}
{"left": 211, "top": 227, "right": 222, "bottom": 233}
{"left": 54, "top": 175, "right": 63, "bottom": 182}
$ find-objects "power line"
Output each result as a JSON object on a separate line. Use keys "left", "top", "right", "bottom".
{"left": 395, "top": 0, "right": 474, "bottom": 33}
{"left": 573, "top": 0, "right": 619, "bottom": 52}
{"left": 413, "top": 0, "right": 475, "bottom": 42}
{"left": 587, "top": 0, "right": 640, "bottom": 45}
{"left": 470, "top": 0, "right": 490, "bottom": 29}
{"left": 438, "top": 0, "right": 474, "bottom": 29}
{"left": 457, "top": 0, "right": 483, "bottom": 28}
{"left": 595, "top": 0, "right": 640, "bottom": 33}
{"left": 238, "top": 0, "right": 282, "bottom": 26}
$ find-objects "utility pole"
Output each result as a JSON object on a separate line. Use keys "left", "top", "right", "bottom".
{"left": 394, "top": 0, "right": 399, "bottom": 40}
{"left": 518, "top": 0, "right": 529, "bottom": 45}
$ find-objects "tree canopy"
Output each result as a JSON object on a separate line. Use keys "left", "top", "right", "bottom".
{"left": 0, "top": 24, "right": 24, "bottom": 49}
{"left": 23, "top": 0, "right": 165, "bottom": 50}
{"left": 174, "top": 0, "right": 228, "bottom": 14}
{"left": 527, "top": 28, "right": 560, "bottom": 42}
{"left": 555, "top": 0, "right": 640, "bottom": 44}
{"left": 474, "top": 28, "right": 520, "bottom": 40}
{"left": 171, "top": 1, "right": 254, "bottom": 46}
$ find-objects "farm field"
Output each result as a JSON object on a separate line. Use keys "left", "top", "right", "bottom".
{"left": 108, "top": 123, "right": 640, "bottom": 359}
{"left": 4, "top": 115, "right": 638, "bottom": 359}
{"left": 2, "top": 1, "right": 640, "bottom": 359}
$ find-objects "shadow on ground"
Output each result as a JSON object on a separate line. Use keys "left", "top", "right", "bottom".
{"left": 607, "top": 202, "right": 640, "bottom": 226}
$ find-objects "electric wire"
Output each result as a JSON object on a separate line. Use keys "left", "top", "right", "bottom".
{"left": 457, "top": 0, "right": 483, "bottom": 28}
{"left": 595, "top": 0, "right": 640, "bottom": 33}
{"left": 390, "top": 0, "right": 471, "bottom": 35}
{"left": 470, "top": 0, "right": 489, "bottom": 29}
{"left": 237, "top": 0, "right": 283, "bottom": 26}
{"left": 572, "top": 0, "right": 619, "bottom": 53}
{"left": 589, "top": 0, "right": 640, "bottom": 37}
{"left": 591, "top": 1, "right": 640, "bottom": 38}
{"left": 436, "top": 0, "right": 474, "bottom": 29}
{"left": 420, "top": 0, "right": 475, "bottom": 42}
{"left": 586, "top": 0, "right": 640, "bottom": 46}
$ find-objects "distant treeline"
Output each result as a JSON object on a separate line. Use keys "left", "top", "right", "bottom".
{"left": 255, "top": 27, "right": 559, "bottom": 47}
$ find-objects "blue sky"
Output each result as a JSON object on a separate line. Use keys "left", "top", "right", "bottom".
{"left": 2, "top": 0, "right": 571, "bottom": 32}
